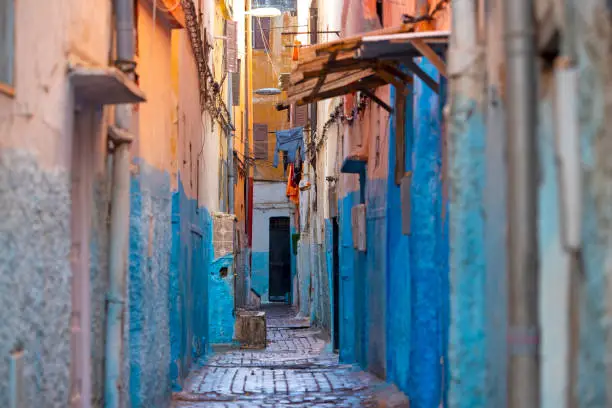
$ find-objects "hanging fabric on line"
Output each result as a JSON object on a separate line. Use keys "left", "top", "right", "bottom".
{"left": 273, "top": 126, "right": 306, "bottom": 167}
{"left": 286, "top": 164, "right": 300, "bottom": 205}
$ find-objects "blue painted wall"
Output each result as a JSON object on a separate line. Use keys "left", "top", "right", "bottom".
{"left": 251, "top": 251, "right": 269, "bottom": 301}
{"left": 335, "top": 60, "right": 449, "bottom": 407}
{"left": 209, "top": 254, "right": 235, "bottom": 344}
{"left": 386, "top": 84, "right": 414, "bottom": 396}
{"left": 447, "top": 78, "right": 487, "bottom": 407}
{"left": 168, "top": 176, "right": 210, "bottom": 392}
{"left": 127, "top": 159, "right": 173, "bottom": 407}
{"left": 408, "top": 61, "right": 447, "bottom": 408}
{"left": 338, "top": 190, "right": 359, "bottom": 364}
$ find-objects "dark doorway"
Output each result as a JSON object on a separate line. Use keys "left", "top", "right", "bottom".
{"left": 332, "top": 217, "right": 340, "bottom": 351}
{"left": 269, "top": 217, "right": 291, "bottom": 302}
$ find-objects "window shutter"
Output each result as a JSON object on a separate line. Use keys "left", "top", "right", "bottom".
{"left": 225, "top": 20, "right": 238, "bottom": 73}
{"left": 292, "top": 104, "right": 307, "bottom": 127}
{"left": 253, "top": 17, "right": 270, "bottom": 50}
{"left": 0, "top": 0, "right": 15, "bottom": 87}
{"left": 231, "top": 61, "right": 241, "bottom": 106}
{"left": 254, "top": 123, "right": 268, "bottom": 160}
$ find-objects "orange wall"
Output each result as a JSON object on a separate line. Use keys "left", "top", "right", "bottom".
{"left": 252, "top": 13, "right": 297, "bottom": 181}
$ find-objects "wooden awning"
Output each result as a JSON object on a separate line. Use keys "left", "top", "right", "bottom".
{"left": 287, "top": 27, "right": 450, "bottom": 106}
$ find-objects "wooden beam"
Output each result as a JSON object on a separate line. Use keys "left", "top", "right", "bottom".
{"left": 380, "top": 63, "right": 414, "bottom": 85}
{"left": 411, "top": 38, "right": 448, "bottom": 77}
{"left": 291, "top": 58, "right": 375, "bottom": 84}
{"left": 374, "top": 69, "right": 407, "bottom": 94}
{"left": 401, "top": 58, "right": 440, "bottom": 94}
{"left": 394, "top": 94, "right": 406, "bottom": 185}
{"left": 359, "top": 88, "right": 393, "bottom": 113}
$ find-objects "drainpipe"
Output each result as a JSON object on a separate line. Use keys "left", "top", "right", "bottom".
{"left": 105, "top": 0, "right": 136, "bottom": 406}
{"left": 245, "top": 0, "right": 253, "bottom": 247}
{"left": 503, "top": 0, "right": 539, "bottom": 406}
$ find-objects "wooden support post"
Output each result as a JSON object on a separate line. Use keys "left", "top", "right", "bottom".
{"left": 394, "top": 92, "right": 407, "bottom": 185}
{"left": 359, "top": 88, "right": 393, "bottom": 113}
{"left": 401, "top": 58, "right": 440, "bottom": 94}
{"left": 411, "top": 38, "right": 448, "bottom": 77}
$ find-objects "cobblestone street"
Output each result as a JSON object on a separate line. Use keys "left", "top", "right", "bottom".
{"left": 173, "top": 305, "right": 408, "bottom": 407}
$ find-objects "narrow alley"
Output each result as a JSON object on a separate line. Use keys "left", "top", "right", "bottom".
{"left": 173, "top": 305, "right": 407, "bottom": 407}
{"left": 1, "top": 0, "right": 611, "bottom": 407}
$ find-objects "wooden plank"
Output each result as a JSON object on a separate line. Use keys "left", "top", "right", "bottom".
{"left": 310, "top": 51, "right": 339, "bottom": 97}
{"left": 288, "top": 69, "right": 376, "bottom": 101}
{"left": 291, "top": 53, "right": 366, "bottom": 83}
{"left": 411, "top": 38, "right": 448, "bottom": 77}
{"left": 297, "top": 23, "right": 415, "bottom": 63}
{"left": 289, "top": 69, "right": 371, "bottom": 97}
{"left": 395, "top": 95, "right": 406, "bottom": 185}
{"left": 288, "top": 75, "right": 385, "bottom": 105}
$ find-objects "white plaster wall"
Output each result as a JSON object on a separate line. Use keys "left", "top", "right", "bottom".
{"left": 253, "top": 181, "right": 293, "bottom": 252}
{"left": 254, "top": 180, "right": 291, "bottom": 204}
{"left": 252, "top": 207, "right": 294, "bottom": 252}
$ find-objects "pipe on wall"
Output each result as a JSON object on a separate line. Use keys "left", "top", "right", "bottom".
{"left": 503, "top": 0, "right": 540, "bottom": 405}
{"left": 105, "top": 0, "right": 136, "bottom": 406}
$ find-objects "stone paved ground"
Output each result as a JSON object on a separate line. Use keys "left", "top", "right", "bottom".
{"left": 173, "top": 305, "right": 408, "bottom": 407}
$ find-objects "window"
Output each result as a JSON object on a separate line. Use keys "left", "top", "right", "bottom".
{"left": 0, "top": 0, "right": 15, "bottom": 94}
{"left": 253, "top": 17, "right": 270, "bottom": 50}
{"left": 254, "top": 123, "right": 268, "bottom": 160}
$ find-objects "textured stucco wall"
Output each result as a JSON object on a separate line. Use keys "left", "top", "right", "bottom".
{"left": 575, "top": 2, "right": 611, "bottom": 405}
{"left": 0, "top": 149, "right": 72, "bottom": 408}
{"left": 408, "top": 61, "right": 446, "bottom": 408}
{"left": 127, "top": 159, "right": 172, "bottom": 407}
{"left": 209, "top": 255, "right": 235, "bottom": 344}
{"left": 385, "top": 85, "right": 413, "bottom": 396}
{"left": 447, "top": 63, "right": 488, "bottom": 408}
{"left": 169, "top": 180, "right": 211, "bottom": 391}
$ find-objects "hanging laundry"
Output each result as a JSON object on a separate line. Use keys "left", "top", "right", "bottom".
{"left": 286, "top": 164, "right": 300, "bottom": 205}
{"left": 273, "top": 126, "right": 305, "bottom": 167}
{"left": 293, "top": 145, "right": 303, "bottom": 186}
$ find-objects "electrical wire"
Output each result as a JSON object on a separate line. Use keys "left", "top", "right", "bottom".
{"left": 256, "top": 17, "right": 279, "bottom": 78}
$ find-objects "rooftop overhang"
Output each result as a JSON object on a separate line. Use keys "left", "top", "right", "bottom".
{"left": 286, "top": 27, "right": 449, "bottom": 107}
{"left": 144, "top": 0, "right": 186, "bottom": 28}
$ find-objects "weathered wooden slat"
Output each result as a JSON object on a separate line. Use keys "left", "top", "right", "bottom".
{"left": 297, "top": 23, "right": 414, "bottom": 63}
{"left": 287, "top": 69, "right": 376, "bottom": 101}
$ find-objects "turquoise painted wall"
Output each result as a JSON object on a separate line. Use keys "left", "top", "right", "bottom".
{"left": 127, "top": 159, "right": 173, "bottom": 407}
{"left": 169, "top": 176, "right": 210, "bottom": 392}
{"left": 447, "top": 76, "right": 487, "bottom": 408}
{"left": 336, "top": 60, "right": 449, "bottom": 407}
{"left": 209, "top": 254, "right": 235, "bottom": 344}
{"left": 251, "top": 251, "right": 269, "bottom": 301}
